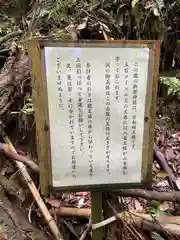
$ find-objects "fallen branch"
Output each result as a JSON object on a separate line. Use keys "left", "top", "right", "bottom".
{"left": 51, "top": 207, "right": 91, "bottom": 217}
{"left": 154, "top": 143, "right": 177, "bottom": 188}
{"left": 51, "top": 204, "right": 180, "bottom": 235}
{"left": 0, "top": 30, "right": 23, "bottom": 45}
{"left": 92, "top": 211, "right": 180, "bottom": 235}
{"left": 134, "top": 212, "right": 180, "bottom": 225}
{"left": 2, "top": 143, "right": 39, "bottom": 172}
{"left": 45, "top": 204, "right": 180, "bottom": 235}
{"left": 51, "top": 188, "right": 180, "bottom": 217}
{"left": 113, "top": 189, "right": 180, "bottom": 201}
{"left": 97, "top": 9, "right": 115, "bottom": 26}
{"left": 79, "top": 220, "right": 92, "bottom": 240}
{"left": 2, "top": 131, "right": 64, "bottom": 240}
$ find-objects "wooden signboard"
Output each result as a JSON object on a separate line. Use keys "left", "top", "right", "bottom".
{"left": 27, "top": 40, "right": 160, "bottom": 195}
{"left": 27, "top": 40, "right": 160, "bottom": 240}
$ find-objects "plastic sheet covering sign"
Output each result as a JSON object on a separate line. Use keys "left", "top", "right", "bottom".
{"left": 43, "top": 45, "right": 151, "bottom": 188}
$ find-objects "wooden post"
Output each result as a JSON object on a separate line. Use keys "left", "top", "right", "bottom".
{"left": 91, "top": 191, "right": 104, "bottom": 240}
{"left": 27, "top": 40, "right": 52, "bottom": 196}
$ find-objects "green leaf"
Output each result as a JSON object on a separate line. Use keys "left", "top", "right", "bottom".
{"left": 132, "top": 0, "right": 139, "bottom": 8}
{"left": 160, "top": 75, "right": 180, "bottom": 96}
{"left": 131, "top": 3, "right": 141, "bottom": 22}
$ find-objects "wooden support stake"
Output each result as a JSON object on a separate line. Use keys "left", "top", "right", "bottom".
{"left": 91, "top": 191, "right": 104, "bottom": 240}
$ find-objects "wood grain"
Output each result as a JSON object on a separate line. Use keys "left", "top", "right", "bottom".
{"left": 27, "top": 40, "right": 52, "bottom": 196}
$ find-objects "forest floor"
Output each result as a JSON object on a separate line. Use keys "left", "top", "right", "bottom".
{"left": 0, "top": 1, "right": 180, "bottom": 239}
{"left": 0, "top": 88, "right": 179, "bottom": 240}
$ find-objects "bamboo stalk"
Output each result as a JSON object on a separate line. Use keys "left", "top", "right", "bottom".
{"left": 2, "top": 131, "right": 64, "bottom": 240}
{"left": 52, "top": 207, "right": 91, "bottom": 217}
{"left": 92, "top": 211, "right": 180, "bottom": 235}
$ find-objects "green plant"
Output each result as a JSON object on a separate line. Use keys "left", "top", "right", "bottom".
{"left": 21, "top": 98, "right": 34, "bottom": 115}
{"left": 160, "top": 75, "right": 180, "bottom": 96}
{"left": 148, "top": 200, "right": 170, "bottom": 218}
{"left": 0, "top": 15, "right": 15, "bottom": 36}
{"left": 39, "top": 0, "right": 88, "bottom": 26}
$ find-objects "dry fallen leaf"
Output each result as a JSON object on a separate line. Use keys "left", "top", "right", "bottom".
{"left": 159, "top": 201, "right": 172, "bottom": 211}
{"left": 103, "top": 30, "right": 109, "bottom": 40}
{"left": 156, "top": 180, "right": 169, "bottom": 187}
{"left": 176, "top": 165, "right": 180, "bottom": 174}
{"left": 77, "top": 17, "right": 88, "bottom": 30}
{"left": 133, "top": 199, "right": 144, "bottom": 212}
{"left": 128, "top": 199, "right": 143, "bottom": 213}
{"left": 175, "top": 153, "right": 180, "bottom": 160}
{"left": 75, "top": 192, "right": 88, "bottom": 196}
{"left": 45, "top": 198, "right": 61, "bottom": 208}
{"left": 78, "top": 198, "right": 85, "bottom": 208}
{"left": 160, "top": 133, "right": 165, "bottom": 144}
{"left": 100, "top": 22, "right": 111, "bottom": 32}
{"left": 168, "top": 160, "right": 177, "bottom": 173}
{"left": 175, "top": 178, "right": 180, "bottom": 190}
{"left": 165, "top": 148, "right": 175, "bottom": 161}
{"left": 172, "top": 131, "right": 180, "bottom": 141}
{"left": 157, "top": 171, "right": 169, "bottom": 178}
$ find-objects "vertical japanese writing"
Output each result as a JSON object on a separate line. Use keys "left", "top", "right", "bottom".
{"left": 114, "top": 56, "right": 120, "bottom": 102}
{"left": 56, "top": 56, "right": 64, "bottom": 110}
{"left": 105, "top": 62, "right": 111, "bottom": 174}
{"left": 132, "top": 62, "right": 139, "bottom": 149}
{"left": 122, "top": 62, "right": 129, "bottom": 175}
{"left": 67, "top": 63, "right": 76, "bottom": 178}
{"left": 76, "top": 57, "right": 84, "bottom": 153}
{"left": 86, "top": 62, "right": 93, "bottom": 177}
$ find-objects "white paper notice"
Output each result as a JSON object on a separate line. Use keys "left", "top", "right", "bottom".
{"left": 44, "top": 46, "right": 150, "bottom": 188}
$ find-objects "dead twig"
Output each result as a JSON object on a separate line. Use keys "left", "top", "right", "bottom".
{"left": 154, "top": 143, "right": 177, "bottom": 188}
{"left": 2, "top": 131, "right": 64, "bottom": 240}
{"left": 113, "top": 189, "right": 180, "bottom": 202}
{"left": 97, "top": 9, "right": 115, "bottom": 26}
{"left": 51, "top": 207, "right": 91, "bottom": 217}
{"left": 0, "top": 30, "right": 23, "bottom": 45}
{"left": 63, "top": 220, "right": 79, "bottom": 239}
{"left": 92, "top": 211, "right": 180, "bottom": 235}
{"left": 79, "top": 219, "right": 92, "bottom": 240}
{"left": 2, "top": 143, "right": 39, "bottom": 172}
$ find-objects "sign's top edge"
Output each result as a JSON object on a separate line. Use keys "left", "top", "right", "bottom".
{"left": 27, "top": 38, "right": 160, "bottom": 43}
{"left": 26, "top": 38, "right": 161, "bottom": 47}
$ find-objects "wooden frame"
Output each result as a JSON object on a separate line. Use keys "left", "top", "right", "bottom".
{"left": 27, "top": 40, "right": 161, "bottom": 196}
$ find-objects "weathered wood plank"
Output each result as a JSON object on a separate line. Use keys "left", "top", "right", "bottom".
{"left": 91, "top": 191, "right": 104, "bottom": 240}
{"left": 142, "top": 41, "right": 161, "bottom": 188}
{"left": 27, "top": 40, "right": 52, "bottom": 196}
{"left": 27, "top": 39, "right": 161, "bottom": 193}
